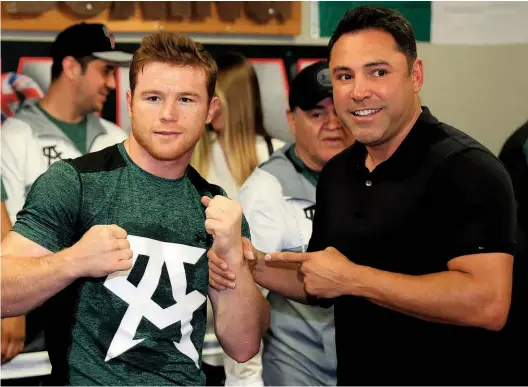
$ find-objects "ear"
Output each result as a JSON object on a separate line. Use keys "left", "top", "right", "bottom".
{"left": 126, "top": 90, "right": 133, "bottom": 118}
{"left": 205, "top": 96, "right": 219, "bottom": 125}
{"left": 411, "top": 58, "right": 424, "bottom": 93}
{"left": 61, "top": 56, "right": 81, "bottom": 81}
{"left": 286, "top": 108, "right": 297, "bottom": 137}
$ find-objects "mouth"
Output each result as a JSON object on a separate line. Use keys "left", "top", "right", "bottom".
{"left": 322, "top": 137, "right": 343, "bottom": 143}
{"left": 351, "top": 108, "right": 382, "bottom": 117}
{"left": 154, "top": 131, "right": 181, "bottom": 136}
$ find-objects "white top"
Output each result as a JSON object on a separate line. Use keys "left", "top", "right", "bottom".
{"left": 205, "top": 134, "right": 285, "bottom": 200}
{"left": 2, "top": 117, "right": 127, "bottom": 224}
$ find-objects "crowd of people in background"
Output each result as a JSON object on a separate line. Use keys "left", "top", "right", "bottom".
{"left": 1, "top": 5, "right": 526, "bottom": 387}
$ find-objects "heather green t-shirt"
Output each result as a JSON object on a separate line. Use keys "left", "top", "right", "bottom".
{"left": 1, "top": 177, "right": 7, "bottom": 201}
{"left": 13, "top": 143, "right": 250, "bottom": 386}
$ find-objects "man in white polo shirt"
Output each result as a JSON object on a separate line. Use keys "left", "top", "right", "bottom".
{"left": 1, "top": 22, "right": 131, "bottom": 384}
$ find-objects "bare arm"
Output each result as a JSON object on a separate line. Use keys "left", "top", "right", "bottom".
{"left": 1, "top": 202, "right": 26, "bottom": 363}
{"left": 208, "top": 252, "right": 269, "bottom": 363}
{"left": 269, "top": 248, "right": 513, "bottom": 331}
{"left": 1, "top": 225, "right": 133, "bottom": 318}
{"left": 202, "top": 196, "right": 269, "bottom": 363}
{"left": 349, "top": 252, "right": 513, "bottom": 330}
{"left": 208, "top": 242, "right": 309, "bottom": 304}
{"left": 1, "top": 201, "right": 12, "bottom": 240}
{"left": 1, "top": 231, "right": 77, "bottom": 317}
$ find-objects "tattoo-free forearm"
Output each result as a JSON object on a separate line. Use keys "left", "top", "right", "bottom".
{"left": 1, "top": 250, "right": 76, "bottom": 317}
{"left": 251, "top": 257, "right": 308, "bottom": 304}
{"left": 209, "top": 256, "right": 269, "bottom": 363}
{"left": 349, "top": 263, "right": 511, "bottom": 331}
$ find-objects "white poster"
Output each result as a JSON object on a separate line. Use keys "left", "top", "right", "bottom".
{"left": 431, "top": 1, "right": 528, "bottom": 44}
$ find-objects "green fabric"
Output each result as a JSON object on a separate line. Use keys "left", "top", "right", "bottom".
{"left": 319, "top": 1, "right": 432, "bottom": 42}
{"left": 37, "top": 103, "right": 87, "bottom": 154}
{"left": 287, "top": 144, "right": 320, "bottom": 187}
{"left": 1, "top": 177, "right": 7, "bottom": 201}
{"left": 13, "top": 143, "right": 251, "bottom": 386}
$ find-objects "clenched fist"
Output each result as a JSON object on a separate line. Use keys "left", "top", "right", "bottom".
{"left": 201, "top": 195, "right": 243, "bottom": 261}
{"left": 67, "top": 224, "right": 133, "bottom": 278}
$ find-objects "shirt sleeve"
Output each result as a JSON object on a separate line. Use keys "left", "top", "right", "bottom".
{"left": 429, "top": 148, "right": 517, "bottom": 261}
{"left": 237, "top": 171, "right": 286, "bottom": 254}
{"left": 307, "top": 164, "right": 331, "bottom": 254}
{"left": 1, "top": 177, "right": 7, "bottom": 201}
{"left": 12, "top": 160, "right": 82, "bottom": 253}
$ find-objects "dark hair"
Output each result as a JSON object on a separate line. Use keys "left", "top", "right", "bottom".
{"left": 329, "top": 6, "right": 417, "bottom": 72}
{"left": 50, "top": 55, "right": 97, "bottom": 82}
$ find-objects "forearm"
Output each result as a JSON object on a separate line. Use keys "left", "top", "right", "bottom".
{"left": 209, "top": 255, "right": 269, "bottom": 363}
{"left": 1, "top": 249, "right": 76, "bottom": 317}
{"left": 252, "top": 257, "right": 308, "bottom": 304}
{"left": 350, "top": 265, "right": 506, "bottom": 330}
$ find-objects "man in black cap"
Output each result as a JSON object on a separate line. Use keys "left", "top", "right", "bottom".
{"left": 1, "top": 22, "right": 131, "bottom": 383}
{"left": 212, "top": 61, "right": 353, "bottom": 386}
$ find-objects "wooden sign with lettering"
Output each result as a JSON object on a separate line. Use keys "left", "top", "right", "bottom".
{"left": 1, "top": 1, "right": 301, "bottom": 35}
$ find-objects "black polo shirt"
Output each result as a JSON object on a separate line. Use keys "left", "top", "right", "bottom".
{"left": 309, "top": 107, "right": 517, "bottom": 385}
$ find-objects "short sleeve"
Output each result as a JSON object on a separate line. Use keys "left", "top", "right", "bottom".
{"left": 307, "top": 164, "right": 331, "bottom": 253}
{"left": 237, "top": 170, "right": 286, "bottom": 253}
{"left": 306, "top": 162, "right": 335, "bottom": 308}
{"left": 1, "top": 177, "right": 7, "bottom": 201}
{"left": 12, "top": 160, "right": 81, "bottom": 253}
{"left": 430, "top": 149, "right": 517, "bottom": 260}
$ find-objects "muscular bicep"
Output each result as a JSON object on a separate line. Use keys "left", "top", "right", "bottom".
{"left": 1, "top": 231, "right": 53, "bottom": 258}
{"left": 448, "top": 252, "right": 513, "bottom": 288}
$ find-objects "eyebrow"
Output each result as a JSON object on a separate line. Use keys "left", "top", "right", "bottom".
{"left": 332, "top": 61, "right": 391, "bottom": 74}
{"left": 139, "top": 90, "right": 201, "bottom": 98}
{"left": 364, "top": 60, "right": 391, "bottom": 68}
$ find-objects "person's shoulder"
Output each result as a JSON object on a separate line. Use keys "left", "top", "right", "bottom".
{"left": 1, "top": 117, "right": 34, "bottom": 138}
{"left": 270, "top": 137, "right": 286, "bottom": 149}
{"left": 67, "top": 144, "right": 126, "bottom": 174}
{"left": 99, "top": 118, "right": 128, "bottom": 140}
{"left": 432, "top": 120, "right": 505, "bottom": 175}
{"left": 321, "top": 142, "right": 357, "bottom": 177}
{"left": 238, "top": 167, "right": 283, "bottom": 204}
{"left": 242, "top": 167, "right": 281, "bottom": 193}
{"left": 185, "top": 165, "right": 225, "bottom": 198}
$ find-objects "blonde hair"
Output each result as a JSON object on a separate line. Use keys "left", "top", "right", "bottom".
{"left": 191, "top": 52, "right": 267, "bottom": 187}
{"left": 129, "top": 32, "right": 217, "bottom": 100}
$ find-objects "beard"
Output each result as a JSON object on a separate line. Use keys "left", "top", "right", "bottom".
{"left": 130, "top": 119, "right": 201, "bottom": 162}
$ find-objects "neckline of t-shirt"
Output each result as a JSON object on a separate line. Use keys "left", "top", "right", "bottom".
{"left": 117, "top": 142, "right": 188, "bottom": 187}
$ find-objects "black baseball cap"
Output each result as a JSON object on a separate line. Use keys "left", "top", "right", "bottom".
{"left": 289, "top": 61, "right": 333, "bottom": 111}
{"left": 50, "top": 22, "right": 133, "bottom": 63}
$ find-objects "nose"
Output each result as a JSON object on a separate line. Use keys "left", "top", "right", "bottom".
{"left": 325, "top": 110, "right": 342, "bottom": 131}
{"left": 106, "top": 73, "right": 116, "bottom": 90}
{"left": 160, "top": 100, "right": 178, "bottom": 122}
{"left": 349, "top": 75, "right": 371, "bottom": 101}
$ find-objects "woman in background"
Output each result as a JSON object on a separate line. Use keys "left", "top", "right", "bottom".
{"left": 191, "top": 52, "right": 284, "bottom": 199}
{"left": 191, "top": 52, "right": 284, "bottom": 386}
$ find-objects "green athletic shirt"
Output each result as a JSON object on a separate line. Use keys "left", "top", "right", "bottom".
{"left": 1, "top": 177, "right": 7, "bottom": 201}
{"left": 12, "top": 143, "right": 251, "bottom": 386}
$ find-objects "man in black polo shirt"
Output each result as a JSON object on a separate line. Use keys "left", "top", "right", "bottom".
{"left": 209, "top": 5, "right": 519, "bottom": 385}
